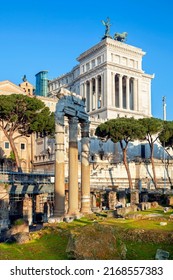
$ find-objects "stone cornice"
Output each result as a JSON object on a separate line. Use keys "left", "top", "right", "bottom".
{"left": 142, "top": 73, "right": 155, "bottom": 79}
{"left": 77, "top": 38, "right": 145, "bottom": 62}
{"left": 107, "top": 62, "right": 144, "bottom": 76}
{"left": 106, "top": 39, "right": 145, "bottom": 57}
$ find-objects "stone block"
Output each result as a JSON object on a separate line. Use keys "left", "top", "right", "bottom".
{"left": 155, "top": 249, "right": 169, "bottom": 260}
{"left": 167, "top": 196, "right": 173, "bottom": 206}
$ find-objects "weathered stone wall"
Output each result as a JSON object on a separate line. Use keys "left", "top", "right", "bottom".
{"left": 167, "top": 196, "right": 173, "bottom": 206}
{"left": 0, "top": 184, "right": 9, "bottom": 231}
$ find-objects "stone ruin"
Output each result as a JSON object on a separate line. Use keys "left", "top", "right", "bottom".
{"left": 53, "top": 88, "right": 91, "bottom": 219}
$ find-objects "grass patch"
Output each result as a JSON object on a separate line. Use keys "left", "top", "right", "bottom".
{"left": 0, "top": 229, "right": 69, "bottom": 260}
{"left": 0, "top": 210, "right": 173, "bottom": 260}
{"left": 125, "top": 241, "right": 173, "bottom": 260}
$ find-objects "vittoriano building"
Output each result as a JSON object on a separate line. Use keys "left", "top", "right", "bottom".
{"left": 48, "top": 36, "right": 154, "bottom": 120}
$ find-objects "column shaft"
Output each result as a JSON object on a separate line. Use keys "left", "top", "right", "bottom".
{"left": 119, "top": 75, "right": 123, "bottom": 108}
{"left": 89, "top": 80, "right": 92, "bottom": 111}
{"left": 134, "top": 78, "right": 138, "bottom": 111}
{"left": 95, "top": 77, "right": 98, "bottom": 110}
{"left": 112, "top": 72, "right": 115, "bottom": 106}
{"left": 81, "top": 122, "right": 91, "bottom": 214}
{"left": 68, "top": 117, "right": 79, "bottom": 216}
{"left": 126, "top": 76, "right": 130, "bottom": 110}
{"left": 54, "top": 119, "right": 65, "bottom": 217}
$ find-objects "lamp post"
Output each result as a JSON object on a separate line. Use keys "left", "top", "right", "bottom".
{"left": 162, "top": 96, "right": 166, "bottom": 192}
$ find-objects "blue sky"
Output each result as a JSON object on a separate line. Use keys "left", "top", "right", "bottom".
{"left": 0, "top": 0, "right": 173, "bottom": 119}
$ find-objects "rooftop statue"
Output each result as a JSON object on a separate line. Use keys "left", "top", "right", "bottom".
{"left": 114, "top": 32, "right": 128, "bottom": 42}
{"left": 22, "top": 75, "right": 27, "bottom": 82}
{"left": 101, "top": 17, "right": 112, "bottom": 39}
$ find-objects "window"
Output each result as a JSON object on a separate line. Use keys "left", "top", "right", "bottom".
{"left": 4, "top": 142, "right": 9, "bottom": 149}
{"left": 97, "top": 56, "right": 101, "bottom": 65}
{"left": 86, "top": 63, "right": 90, "bottom": 71}
{"left": 82, "top": 65, "right": 85, "bottom": 73}
{"left": 91, "top": 155, "right": 95, "bottom": 161}
{"left": 141, "top": 145, "right": 145, "bottom": 159}
{"left": 21, "top": 143, "right": 25, "bottom": 150}
{"left": 91, "top": 59, "right": 95, "bottom": 68}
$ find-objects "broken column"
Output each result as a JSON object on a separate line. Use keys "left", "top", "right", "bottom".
{"left": 0, "top": 184, "right": 10, "bottom": 231}
{"left": 68, "top": 117, "right": 80, "bottom": 216}
{"left": 54, "top": 116, "right": 65, "bottom": 217}
{"left": 108, "top": 191, "right": 117, "bottom": 210}
{"left": 130, "top": 189, "right": 139, "bottom": 204}
{"left": 80, "top": 121, "right": 91, "bottom": 214}
{"left": 23, "top": 195, "right": 33, "bottom": 226}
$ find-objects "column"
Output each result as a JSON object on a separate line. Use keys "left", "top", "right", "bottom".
{"left": 101, "top": 73, "right": 104, "bottom": 107}
{"left": 112, "top": 73, "right": 115, "bottom": 106}
{"left": 95, "top": 77, "right": 98, "bottom": 110}
{"left": 133, "top": 78, "right": 138, "bottom": 111}
{"left": 68, "top": 117, "right": 79, "bottom": 216}
{"left": 126, "top": 76, "right": 130, "bottom": 110}
{"left": 130, "top": 189, "right": 139, "bottom": 204}
{"left": 80, "top": 83, "right": 83, "bottom": 98}
{"left": 84, "top": 82, "right": 86, "bottom": 99}
{"left": 89, "top": 80, "right": 92, "bottom": 111}
{"left": 119, "top": 74, "right": 123, "bottom": 108}
{"left": 80, "top": 121, "right": 91, "bottom": 214}
{"left": 23, "top": 195, "right": 33, "bottom": 226}
{"left": 104, "top": 71, "right": 107, "bottom": 107}
{"left": 54, "top": 117, "right": 65, "bottom": 217}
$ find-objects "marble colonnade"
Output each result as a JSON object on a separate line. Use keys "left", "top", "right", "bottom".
{"left": 81, "top": 73, "right": 138, "bottom": 112}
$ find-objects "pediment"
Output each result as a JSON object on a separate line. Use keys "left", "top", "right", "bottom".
{"left": 0, "top": 80, "right": 25, "bottom": 95}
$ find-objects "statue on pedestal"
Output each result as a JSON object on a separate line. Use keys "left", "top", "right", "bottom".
{"left": 101, "top": 17, "right": 112, "bottom": 39}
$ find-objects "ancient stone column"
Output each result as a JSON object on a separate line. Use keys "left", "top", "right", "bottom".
{"left": 68, "top": 117, "right": 80, "bottom": 216}
{"left": 130, "top": 189, "right": 139, "bottom": 204}
{"left": 23, "top": 195, "right": 33, "bottom": 226}
{"left": 80, "top": 121, "right": 91, "bottom": 214}
{"left": 54, "top": 117, "right": 65, "bottom": 217}
{"left": 108, "top": 191, "right": 117, "bottom": 210}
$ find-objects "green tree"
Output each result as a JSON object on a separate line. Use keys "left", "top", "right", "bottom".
{"left": 158, "top": 120, "right": 173, "bottom": 150}
{"left": 0, "top": 94, "right": 55, "bottom": 171}
{"left": 138, "top": 117, "right": 163, "bottom": 188}
{"left": 158, "top": 120, "right": 173, "bottom": 187}
{"left": 95, "top": 117, "right": 145, "bottom": 189}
